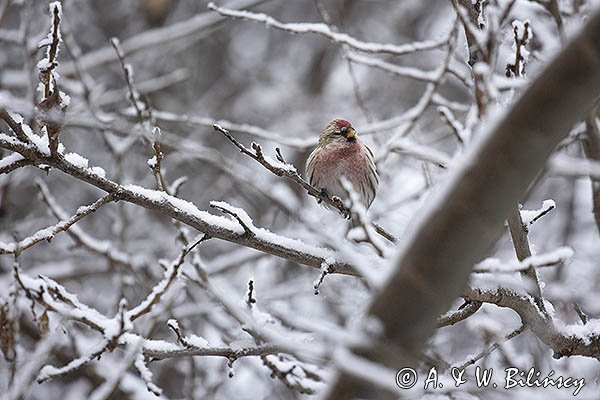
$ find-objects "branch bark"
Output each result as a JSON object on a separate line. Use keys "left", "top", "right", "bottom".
{"left": 506, "top": 205, "right": 548, "bottom": 317}
{"left": 583, "top": 113, "right": 600, "bottom": 235}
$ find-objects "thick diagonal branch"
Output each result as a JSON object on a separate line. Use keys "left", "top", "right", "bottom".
{"left": 583, "top": 113, "right": 600, "bottom": 234}
{"left": 326, "top": 8, "right": 600, "bottom": 399}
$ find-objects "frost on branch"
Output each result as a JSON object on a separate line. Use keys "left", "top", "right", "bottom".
{"left": 506, "top": 20, "right": 533, "bottom": 78}
{"left": 35, "top": 1, "right": 69, "bottom": 155}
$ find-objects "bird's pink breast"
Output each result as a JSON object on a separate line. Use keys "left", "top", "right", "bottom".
{"left": 311, "top": 142, "right": 367, "bottom": 187}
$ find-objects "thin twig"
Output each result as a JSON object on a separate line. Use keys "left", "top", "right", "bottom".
{"left": 213, "top": 124, "right": 398, "bottom": 243}
{"left": 127, "top": 235, "right": 208, "bottom": 322}
{"left": 0, "top": 193, "right": 115, "bottom": 257}
{"left": 453, "top": 325, "right": 526, "bottom": 370}
{"left": 573, "top": 303, "right": 589, "bottom": 324}
{"left": 208, "top": 2, "right": 448, "bottom": 56}
{"left": 213, "top": 123, "right": 351, "bottom": 218}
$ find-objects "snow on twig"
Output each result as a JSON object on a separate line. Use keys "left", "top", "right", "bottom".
{"left": 35, "top": 179, "right": 146, "bottom": 271}
{"left": 520, "top": 199, "right": 555, "bottom": 225}
{"left": 436, "top": 301, "right": 482, "bottom": 328}
{"left": 37, "top": 338, "right": 112, "bottom": 384}
{"left": 473, "top": 247, "right": 574, "bottom": 273}
{"left": 261, "top": 353, "right": 324, "bottom": 395}
{"left": 134, "top": 352, "right": 162, "bottom": 396}
{"left": 210, "top": 200, "right": 256, "bottom": 237}
{"left": 346, "top": 52, "right": 444, "bottom": 83}
{"left": 127, "top": 235, "right": 208, "bottom": 322}
{"left": 451, "top": 325, "right": 526, "bottom": 370}
{"left": 14, "top": 264, "right": 283, "bottom": 389}
{"left": 37, "top": 2, "right": 62, "bottom": 97}
{"left": 0, "top": 108, "right": 33, "bottom": 144}
{"left": 0, "top": 152, "right": 29, "bottom": 174}
{"left": 87, "top": 340, "right": 140, "bottom": 400}
{"left": 208, "top": 3, "right": 448, "bottom": 56}
{"left": 464, "top": 286, "right": 600, "bottom": 360}
{"left": 438, "top": 105, "right": 466, "bottom": 144}
{"left": 0, "top": 193, "right": 115, "bottom": 256}
{"left": 149, "top": 109, "right": 316, "bottom": 148}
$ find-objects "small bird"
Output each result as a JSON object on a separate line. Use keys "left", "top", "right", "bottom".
{"left": 306, "top": 119, "right": 379, "bottom": 209}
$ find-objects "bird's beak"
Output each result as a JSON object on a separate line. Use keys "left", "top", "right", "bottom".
{"left": 345, "top": 128, "right": 356, "bottom": 140}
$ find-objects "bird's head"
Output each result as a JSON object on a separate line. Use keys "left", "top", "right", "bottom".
{"left": 320, "top": 118, "right": 357, "bottom": 145}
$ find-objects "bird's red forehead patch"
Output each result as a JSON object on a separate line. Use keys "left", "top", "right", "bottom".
{"left": 335, "top": 119, "right": 352, "bottom": 129}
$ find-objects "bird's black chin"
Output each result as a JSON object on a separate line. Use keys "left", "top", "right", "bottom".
{"left": 346, "top": 137, "right": 356, "bottom": 143}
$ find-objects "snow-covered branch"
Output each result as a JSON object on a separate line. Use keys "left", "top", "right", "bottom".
{"left": 145, "top": 342, "right": 281, "bottom": 361}
{"left": 14, "top": 266, "right": 287, "bottom": 382}
{"left": 436, "top": 301, "right": 482, "bottom": 328}
{"left": 35, "top": 179, "right": 148, "bottom": 272}
{"left": 0, "top": 124, "right": 359, "bottom": 276}
{"left": 0, "top": 153, "right": 30, "bottom": 174}
{"left": 520, "top": 199, "right": 556, "bottom": 225}
{"left": 472, "top": 247, "right": 573, "bottom": 273}
{"left": 208, "top": 3, "right": 448, "bottom": 56}
{"left": 0, "top": 193, "right": 115, "bottom": 256}
{"left": 37, "top": 1, "right": 62, "bottom": 98}
{"left": 452, "top": 324, "right": 526, "bottom": 370}
{"left": 346, "top": 51, "right": 453, "bottom": 83}
{"left": 149, "top": 110, "right": 316, "bottom": 149}
{"left": 126, "top": 236, "right": 207, "bottom": 322}
{"left": 464, "top": 286, "right": 600, "bottom": 359}
{"left": 35, "top": 2, "right": 68, "bottom": 156}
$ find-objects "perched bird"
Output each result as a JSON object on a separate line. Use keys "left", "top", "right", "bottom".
{"left": 306, "top": 118, "right": 379, "bottom": 209}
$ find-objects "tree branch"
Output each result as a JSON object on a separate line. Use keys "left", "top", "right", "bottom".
{"left": 0, "top": 130, "right": 359, "bottom": 276}
{"left": 464, "top": 287, "right": 600, "bottom": 359}
{"left": 583, "top": 114, "right": 600, "bottom": 234}
{"left": 208, "top": 3, "right": 447, "bottom": 56}
{"left": 325, "top": 7, "right": 600, "bottom": 398}
{"left": 0, "top": 193, "right": 115, "bottom": 256}
{"left": 507, "top": 205, "right": 549, "bottom": 317}
{"left": 452, "top": 324, "right": 526, "bottom": 370}
{"left": 436, "top": 301, "right": 482, "bottom": 328}
{"left": 213, "top": 123, "right": 352, "bottom": 218}
{"left": 213, "top": 123, "right": 398, "bottom": 243}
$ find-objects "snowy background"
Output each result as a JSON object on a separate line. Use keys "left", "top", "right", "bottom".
{"left": 1, "top": 0, "right": 600, "bottom": 399}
